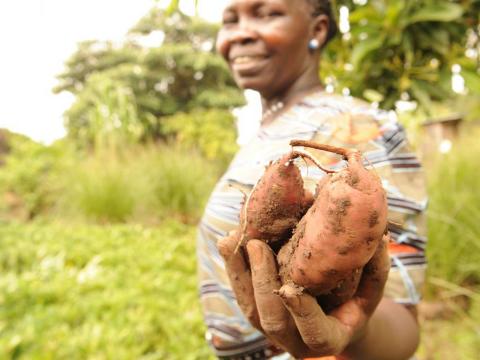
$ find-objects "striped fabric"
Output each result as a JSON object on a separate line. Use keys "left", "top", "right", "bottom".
{"left": 197, "top": 91, "right": 428, "bottom": 359}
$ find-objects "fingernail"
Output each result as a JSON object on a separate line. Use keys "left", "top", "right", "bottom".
{"left": 217, "top": 239, "right": 232, "bottom": 260}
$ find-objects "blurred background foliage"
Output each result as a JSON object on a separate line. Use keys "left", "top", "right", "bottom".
{"left": 0, "top": 0, "right": 480, "bottom": 358}
{"left": 323, "top": 0, "right": 480, "bottom": 115}
{"left": 54, "top": 10, "right": 244, "bottom": 148}
{"left": 53, "top": 0, "right": 480, "bottom": 152}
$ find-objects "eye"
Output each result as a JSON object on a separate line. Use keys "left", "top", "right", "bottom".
{"left": 256, "top": 6, "right": 284, "bottom": 19}
{"left": 222, "top": 17, "right": 237, "bottom": 25}
{"left": 222, "top": 11, "right": 238, "bottom": 25}
{"left": 268, "top": 11, "right": 282, "bottom": 18}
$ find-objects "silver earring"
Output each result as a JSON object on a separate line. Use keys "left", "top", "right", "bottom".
{"left": 308, "top": 39, "right": 320, "bottom": 50}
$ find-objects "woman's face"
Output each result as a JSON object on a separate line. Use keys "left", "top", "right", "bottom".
{"left": 217, "top": 0, "right": 318, "bottom": 99}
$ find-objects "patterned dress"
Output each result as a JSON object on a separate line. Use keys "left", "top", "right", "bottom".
{"left": 197, "top": 91, "right": 428, "bottom": 359}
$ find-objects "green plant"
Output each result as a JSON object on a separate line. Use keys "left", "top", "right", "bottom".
{"left": 163, "top": 109, "right": 238, "bottom": 166}
{"left": 57, "top": 143, "right": 220, "bottom": 224}
{"left": 0, "top": 134, "right": 75, "bottom": 221}
{"left": 65, "top": 71, "right": 146, "bottom": 148}
{"left": 426, "top": 128, "right": 480, "bottom": 288}
{"left": 418, "top": 278, "right": 480, "bottom": 358}
{"left": 323, "top": 0, "right": 480, "bottom": 113}
{"left": 136, "top": 144, "right": 221, "bottom": 223}
{"left": 56, "top": 10, "right": 244, "bottom": 145}
{"left": 64, "top": 153, "right": 137, "bottom": 223}
{"left": 0, "top": 221, "right": 214, "bottom": 359}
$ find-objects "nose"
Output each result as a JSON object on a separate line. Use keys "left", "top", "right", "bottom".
{"left": 230, "top": 25, "right": 257, "bottom": 44}
{"left": 216, "top": 17, "right": 259, "bottom": 58}
{"left": 227, "top": 17, "right": 259, "bottom": 45}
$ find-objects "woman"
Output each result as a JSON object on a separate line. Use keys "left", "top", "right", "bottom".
{"left": 197, "top": 0, "right": 428, "bottom": 359}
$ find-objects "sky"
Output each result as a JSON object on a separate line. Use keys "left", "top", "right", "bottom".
{"left": 0, "top": 0, "right": 234, "bottom": 144}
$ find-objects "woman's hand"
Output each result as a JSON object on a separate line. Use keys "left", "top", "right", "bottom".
{"left": 217, "top": 231, "right": 391, "bottom": 358}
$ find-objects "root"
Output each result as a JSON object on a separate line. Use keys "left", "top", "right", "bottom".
{"left": 387, "top": 219, "right": 403, "bottom": 228}
{"left": 228, "top": 183, "right": 248, "bottom": 202}
{"left": 290, "top": 139, "right": 355, "bottom": 159}
{"left": 235, "top": 187, "right": 254, "bottom": 254}
{"left": 288, "top": 150, "right": 337, "bottom": 174}
{"left": 228, "top": 184, "right": 252, "bottom": 254}
{"left": 363, "top": 154, "right": 380, "bottom": 179}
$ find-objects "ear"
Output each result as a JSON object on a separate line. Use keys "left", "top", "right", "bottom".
{"left": 310, "top": 14, "right": 330, "bottom": 50}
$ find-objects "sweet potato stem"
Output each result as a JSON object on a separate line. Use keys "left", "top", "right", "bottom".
{"left": 290, "top": 140, "right": 353, "bottom": 159}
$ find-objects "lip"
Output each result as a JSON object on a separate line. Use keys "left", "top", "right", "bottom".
{"left": 229, "top": 54, "right": 270, "bottom": 76}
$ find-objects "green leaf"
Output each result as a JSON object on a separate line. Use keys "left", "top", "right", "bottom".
{"left": 384, "top": 1, "right": 404, "bottom": 29}
{"left": 462, "top": 70, "right": 480, "bottom": 94}
{"left": 351, "top": 35, "right": 385, "bottom": 70}
{"left": 363, "top": 89, "right": 384, "bottom": 103}
{"left": 410, "top": 80, "right": 433, "bottom": 113}
{"left": 401, "top": 32, "right": 414, "bottom": 65}
{"left": 419, "top": 26, "right": 450, "bottom": 55}
{"left": 349, "top": 6, "right": 383, "bottom": 24}
{"left": 407, "top": 3, "right": 463, "bottom": 24}
{"left": 166, "top": 0, "right": 180, "bottom": 15}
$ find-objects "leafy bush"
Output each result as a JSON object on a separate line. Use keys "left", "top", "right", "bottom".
{"left": 135, "top": 144, "right": 222, "bottom": 223}
{"left": 62, "top": 153, "right": 137, "bottom": 223}
{"left": 321, "top": 0, "right": 480, "bottom": 113}
{"left": 65, "top": 71, "right": 146, "bottom": 147}
{"left": 0, "top": 134, "right": 75, "bottom": 221}
{"left": 58, "top": 143, "right": 221, "bottom": 224}
{"left": 163, "top": 109, "right": 238, "bottom": 166}
{"left": 0, "top": 132, "right": 222, "bottom": 224}
{"left": 0, "top": 220, "right": 214, "bottom": 359}
{"left": 56, "top": 10, "right": 244, "bottom": 144}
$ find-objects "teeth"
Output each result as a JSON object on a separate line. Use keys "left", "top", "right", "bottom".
{"left": 233, "top": 56, "right": 264, "bottom": 64}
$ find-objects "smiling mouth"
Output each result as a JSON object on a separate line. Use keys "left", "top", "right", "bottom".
{"left": 231, "top": 55, "right": 268, "bottom": 65}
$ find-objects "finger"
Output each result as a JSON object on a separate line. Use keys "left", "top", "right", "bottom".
{"left": 247, "top": 240, "right": 297, "bottom": 344}
{"left": 217, "top": 231, "right": 261, "bottom": 330}
{"left": 355, "top": 233, "right": 391, "bottom": 313}
{"left": 278, "top": 282, "right": 350, "bottom": 355}
{"left": 329, "top": 234, "right": 391, "bottom": 334}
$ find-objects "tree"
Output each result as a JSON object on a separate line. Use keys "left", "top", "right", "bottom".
{"left": 322, "top": 0, "right": 480, "bottom": 113}
{"left": 54, "top": 9, "right": 245, "bottom": 146}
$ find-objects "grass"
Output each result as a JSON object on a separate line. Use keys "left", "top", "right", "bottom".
{"left": 417, "top": 128, "right": 480, "bottom": 358}
{"left": 67, "top": 159, "right": 136, "bottom": 223}
{"left": 419, "top": 316, "right": 480, "bottom": 359}
{"left": 418, "top": 286, "right": 480, "bottom": 360}
{"left": 425, "top": 129, "right": 480, "bottom": 288}
{"left": 55, "top": 143, "right": 222, "bottom": 225}
{"left": 0, "top": 220, "right": 214, "bottom": 359}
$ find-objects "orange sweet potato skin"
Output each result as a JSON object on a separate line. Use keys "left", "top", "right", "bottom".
{"left": 240, "top": 153, "right": 313, "bottom": 244}
{"left": 278, "top": 151, "right": 387, "bottom": 297}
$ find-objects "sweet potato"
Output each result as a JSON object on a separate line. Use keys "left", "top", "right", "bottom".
{"left": 277, "top": 140, "right": 388, "bottom": 298}
{"left": 236, "top": 151, "right": 319, "bottom": 251}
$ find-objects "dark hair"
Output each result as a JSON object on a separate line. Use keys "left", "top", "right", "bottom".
{"left": 306, "top": 0, "right": 338, "bottom": 47}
